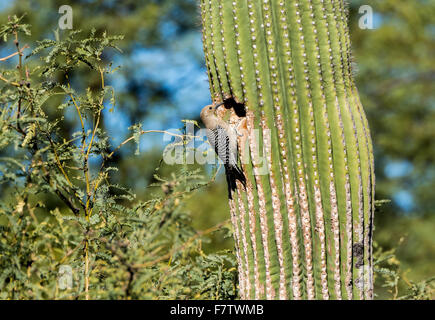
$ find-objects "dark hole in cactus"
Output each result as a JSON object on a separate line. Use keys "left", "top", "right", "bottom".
{"left": 222, "top": 97, "right": 246, "bottom": 118}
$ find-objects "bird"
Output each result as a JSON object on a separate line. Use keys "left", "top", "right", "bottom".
{"left": 200, "top": 102, "right": 246, "bottom": 199}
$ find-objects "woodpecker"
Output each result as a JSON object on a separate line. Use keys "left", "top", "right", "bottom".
{"left": 200, "top": 102, "right": 246, "bottom": 199}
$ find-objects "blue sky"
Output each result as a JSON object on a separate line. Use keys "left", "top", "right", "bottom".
{"left": 104, "top": 30, "right": 211, "bottom": 151}
{"left": 0, "top": 1, "right": 14, "bottom": 11}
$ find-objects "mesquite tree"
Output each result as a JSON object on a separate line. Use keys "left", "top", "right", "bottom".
{"left": 0, "top": 17, "right": 238, "bottom": 300}
{"left": 200, "top": 0, "right": 375, "bottom": 300}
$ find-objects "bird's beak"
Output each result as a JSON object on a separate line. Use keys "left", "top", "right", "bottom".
{"left": 214, "top": 102, "right": 224, "bottom": 110}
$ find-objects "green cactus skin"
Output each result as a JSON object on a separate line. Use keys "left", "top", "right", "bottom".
{"left": 200, "top": 0, "right": 375, "bottom": 300}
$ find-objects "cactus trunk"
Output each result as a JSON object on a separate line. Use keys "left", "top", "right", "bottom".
{"left": 200, "top": 0, "right": 375, "bottom": 300}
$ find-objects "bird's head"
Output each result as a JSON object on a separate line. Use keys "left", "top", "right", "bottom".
{"left": 200, "top": 102, "right": 224, "bottom": 125}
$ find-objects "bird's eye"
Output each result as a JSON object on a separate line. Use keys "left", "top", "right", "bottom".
{"left": 209, "top": 107, "right": 212, "bottom": 110}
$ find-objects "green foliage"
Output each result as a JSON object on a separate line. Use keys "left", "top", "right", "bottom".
{"left": 0, "top": 19, "right": 236, "bottom": 299}
{"left": 373, "top": 240, "right": 434, "bottom": 300}
{"left": 28, "top": 28, "right": 123, "bottom": 76}
{"left": 0, "top": 15, "right": 31, "bottom": 41}
{"left": 370, "top": 200, "right": 434, "bottom": 300}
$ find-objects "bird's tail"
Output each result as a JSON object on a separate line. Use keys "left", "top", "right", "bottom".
{"left": 225, "top": 164, "right": 246, "bottom": 199}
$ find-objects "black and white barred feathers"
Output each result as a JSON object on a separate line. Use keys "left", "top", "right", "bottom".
{"left": 200, "top": 103, "right": 246, "bottom": 199}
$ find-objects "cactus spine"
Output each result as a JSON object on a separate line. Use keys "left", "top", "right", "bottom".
{"left": 200, "top": 0, "right": 375, "bottom": 300}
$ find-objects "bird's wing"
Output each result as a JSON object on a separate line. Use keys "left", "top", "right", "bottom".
{"left": 207, "top": 126, "right": 231, "bottom": 165}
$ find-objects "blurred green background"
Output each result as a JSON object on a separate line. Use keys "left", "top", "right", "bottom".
{"left": 0, "top": 0, "right": 433, "bottom": 298}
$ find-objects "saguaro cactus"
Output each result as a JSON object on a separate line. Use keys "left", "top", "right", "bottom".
{"left": 200, "top": 0, "right": 375, "bottom": 300}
